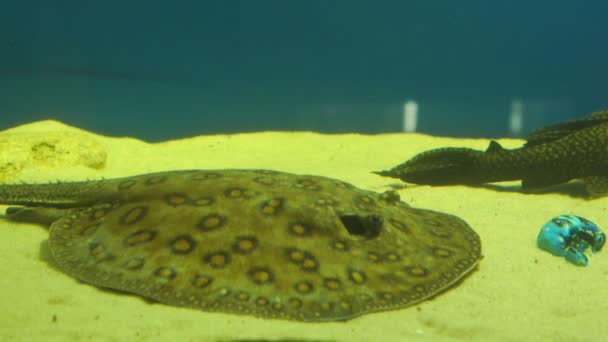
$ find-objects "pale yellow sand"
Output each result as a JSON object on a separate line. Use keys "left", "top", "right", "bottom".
{"left": 1, "top": 121, "right": 606, "bottom": 342}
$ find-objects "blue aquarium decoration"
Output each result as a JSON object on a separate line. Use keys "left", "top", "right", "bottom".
{"left": 537, "top": 215, "right": 605, "bottom": 266}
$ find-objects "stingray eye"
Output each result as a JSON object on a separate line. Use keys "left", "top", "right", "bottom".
{"left": 340, "top": 214, "right": 383, "bottom": 239}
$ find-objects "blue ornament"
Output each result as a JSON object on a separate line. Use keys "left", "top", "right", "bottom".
{"left": 537, "top": 215, "right": 605, "bottom": 266}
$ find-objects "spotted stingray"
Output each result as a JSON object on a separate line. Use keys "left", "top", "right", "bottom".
{"left": 0, "top": 169, "right": 481, "bottom": 321}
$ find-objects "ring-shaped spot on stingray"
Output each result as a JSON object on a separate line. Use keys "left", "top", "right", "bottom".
{"left": 285, "top": 247, "right": 305, "bottom": 263}
{"left": 255, "top": 296, "right": 269, "bottom": 306}
{"left": 120, "top": 206, "right": 149, "bottom": 225}
{"left": 123, "top": 256, "right": 145, "bottom": 270}
{"left": 192, "top": 196, "right": 214, "bottom": 206}
{"left": 94, "top": 252, "right": 115, "bottom": 263}
{"left": 294, "top": 179, "right": 321, "bottom": 191}
{"left": 235, "top": 291, "right": 251, "bottom": 302}
{"left": 191, "top": 172, "right": 222, "bottom": 181}
{"left": 315, "top": 198, "right": 338, "bottom": 207}
{"left": 347, "top": 268, "right": 368, "bottom": 285}
{"left": 330, "top": 239, "right": 350, "bottom": 252}
{"left": 388, "top": 218, "right": 410, "bottom": 233}
{"left": 339, "top": 301, "right": 352, "bottom": 311}
{"left": 169, "top": 234, "right": 197, "bottom": 255}
{"left": 400, "top": 290, "right": 418, "bottom": 302}
{"left": 426, "top": 281, "right": 441, "bottom": 292}
{"left": 224, "top": 187, "right": 258, "bottom": 199}
{"left": 404, "top": 265, "right": 430, "bottom": 277}
{"left": 413, "top": 284, "right": 427, "bottom": 293}
{"left": 124, "top": 229, "right": 158, "bottom": 246}
{"left": 191, "top": 274, "right": 214, "bottom": 289}
{"left": 431, "top": 246, "right": 453, "bottom": 258}
{"left": 323, "top": 277, "right": 342, "bottom": 291}
{"left": 384, "top": 252, "right": 401, "bottom": 262}
{"left": 247, "top": 266, "right": 275, "bottom": 285}
{"left": 259, "top": 197, "right": 284, "bottom": 215}
{"left": 89, "top": 207, "right": 111, "bottom": 220}
{"left": 117, "top": 179, "right": 137, "bottom": 190}
{"left": 424, "top": 217, "right": 444, "bottom": 227}
{"left": 154, "top": 266, "right": 177, "bottom": 280}
{"left": 378, "top": 292, "right": 394, "bottom": 301}
{"left": 460, "top": 258, "right": 478, "bottom": 272}
{"left": 204, "top": 251, "right": 232, "bottom": 269}
{"left": 197, "top": 213, "right": 226, "bottom": 232}
{"left": 440, "top": 270, "right": 455, "bottom": 281}
{"left": 224, "top": 187, "right": 246, "bottom": 199}
{"left": 357, "top": 293, "right": 374, "bottom": 303}
{"left": 232, "top": 235, "right": 259, "bottom": 254}
{"left": 320, "top": 302, "right": 333, "bottom": 312}
{"left": 356, "top": 195, "right": 376, "bottom": 206}
{"left": 288, "top": 222, "right": 312, "bottom": 237}
{"left": 430, "top": 227, "right": 453, "bottom": 239}
{"left": 164, "top": 193, "right": 192, "bottom": 207}
{"left": 145, "top": 175, "right": 168, "bottom": 185}
{"left": 366, "top": 252, "right": 382, "bottom": 263}
{"left": 288, "top": 298, "right": 303, "bottom": 309}
{"left": 300, "top": 252, "right": 319, "bottom": 272}
{"left": 216, "top": 287, "right": 231, "bottom": 298}
{"left": 78, "top": 222, "right": 101, "bottom": 236}
{"left": 88, "top": 242, "right": 106, "bottom": 256}
{"left": 294, "top": 280, "right": 314, "bottom": 294}
{"left": 253, "top": 176, "right": 276, "bottom": 186}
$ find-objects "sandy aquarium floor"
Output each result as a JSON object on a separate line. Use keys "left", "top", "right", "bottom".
{"left": 0, "top": 120, "right": 606, "bottom": 342}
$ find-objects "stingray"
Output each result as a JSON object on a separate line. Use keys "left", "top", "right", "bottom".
{"left": 0, "top": 169, "right": 481, "bottom": 321}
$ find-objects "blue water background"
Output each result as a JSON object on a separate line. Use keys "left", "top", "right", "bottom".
{"left": 1, "top": 1, "right": 606, "bottom": 141}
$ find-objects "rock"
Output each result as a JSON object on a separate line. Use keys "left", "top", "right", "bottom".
{"left": 0, "top": 123, "right": 107, "bottom": 181}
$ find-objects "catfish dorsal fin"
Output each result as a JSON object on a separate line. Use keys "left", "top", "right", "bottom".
{"left": 485, "top": 140, "right": 504, "bottom": 153}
